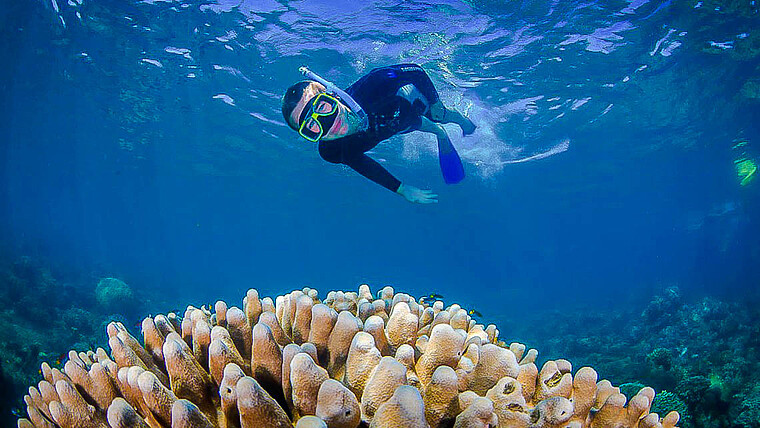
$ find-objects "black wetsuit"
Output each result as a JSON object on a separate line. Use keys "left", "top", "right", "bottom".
{"left": 318, "top": 64, "right": 440, "bottom": 192}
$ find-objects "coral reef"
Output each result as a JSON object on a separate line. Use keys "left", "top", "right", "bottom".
{"left": 0, "top": 257, "right": 158, "bottom": 426}
{"left": 95, "top": 278, "right": 135, "bottom": 312}
{"left": 17, "top": 284, "right": 681, "bottom": 428}
{"left": 509, "top": 287, "right": 760, "bottom": 428}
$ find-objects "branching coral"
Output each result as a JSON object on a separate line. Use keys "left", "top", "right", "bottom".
{"left": 17, "top": 285, "right": 681, "bottom": 428}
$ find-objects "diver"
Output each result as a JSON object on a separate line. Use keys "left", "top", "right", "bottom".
{"left": 281, "top": 64, "right": 476, "bottom": 204}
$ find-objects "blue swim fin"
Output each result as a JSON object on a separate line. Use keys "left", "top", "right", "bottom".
{"left": 439, "top": 145, "right": 465, "bottom": 184}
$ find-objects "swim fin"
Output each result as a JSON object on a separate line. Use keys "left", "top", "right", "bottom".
{"left": 438, "top": 145, "right": 465, "bottom": 184}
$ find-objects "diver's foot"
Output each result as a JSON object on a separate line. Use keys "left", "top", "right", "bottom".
{"left": 459, "top": 116, "right": 476, "bottom": 136}
{"left": 444, "top": 108, "right": 476, "bottom": 135}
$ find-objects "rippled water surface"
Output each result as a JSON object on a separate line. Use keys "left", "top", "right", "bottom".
{"left": 2, "top": 0, "right": 759, "bottom": 309}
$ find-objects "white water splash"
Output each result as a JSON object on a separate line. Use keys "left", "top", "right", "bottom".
{"left": 212, "top": 94, "right": 235, "bottom": 106}
{"left": 398, "top": 92, "right": 569, "bottom": 178}
{"left": 140, "top": 58, "right": 163, "bottom": 68}
{"left": 502, "top": 139, "right": 570, "bottom": 164}
{"left": 709, "top": 40, "right": 734, "bottom": 50}
{"left": 249, "top": 112, "right": 287, "bottom": 127}
{"left": 165, "top": 46, "right": 192, "bottom": 60}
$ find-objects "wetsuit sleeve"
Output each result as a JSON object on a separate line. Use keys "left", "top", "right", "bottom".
{"left": 319, "top": 140, "right": 402, "bottom": 193}
{"left": 343, "top": 153, "right": 402, "bottom": 193}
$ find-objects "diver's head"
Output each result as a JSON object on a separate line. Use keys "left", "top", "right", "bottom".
{"left": 281, "top": 80, "right": 360, "bottom": 142}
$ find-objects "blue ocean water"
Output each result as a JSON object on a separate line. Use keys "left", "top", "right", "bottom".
{"left": 2, "top": 0, "right": 758, "bottom": 339}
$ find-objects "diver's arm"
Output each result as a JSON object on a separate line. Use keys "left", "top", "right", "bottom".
{"left": 343, "top": 153, "right": 402, "bottom": 193}
{"left": 343, "top": 154, "right": 437, "bottom": 204}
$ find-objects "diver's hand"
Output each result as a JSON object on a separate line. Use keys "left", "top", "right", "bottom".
{"left": 397, "top": 184, "right": 438, "bottom": 204}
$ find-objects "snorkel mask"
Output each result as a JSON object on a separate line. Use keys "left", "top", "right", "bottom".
{"left": 296, "top": 66, "right": 369, "bottom": 143}
{"left": 298, "top": 92, "right": 341, "bottom": 142}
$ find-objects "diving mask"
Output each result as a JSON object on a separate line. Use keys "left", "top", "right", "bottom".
{"left": 299, "top": 66, "right": 369, "bottom": 132}
{"left": 298, "top": 92, "right": 340, "bottom": 142}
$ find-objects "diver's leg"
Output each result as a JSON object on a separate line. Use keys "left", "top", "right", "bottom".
{"left": 428, "top": 101, "right": 476, "bottom": 135}
{"left": 419, "top": 117, "right": 455, "bottom": 154}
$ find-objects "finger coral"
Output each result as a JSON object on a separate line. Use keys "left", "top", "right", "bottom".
{"left": 17, "top": 284, "right": 681, "bottom": 428}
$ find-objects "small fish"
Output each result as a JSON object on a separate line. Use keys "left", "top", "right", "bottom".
{"left": 468, "top": 309, "right": 482, "bottom": 318}
{"left": 54, "top": 352, "right": 67, "bottom": 366}
{"left": 11, "top": 408, "right": 23, "bottom": 417}
{"left": 420, "top": 293, "right": 445, "bottom": 304}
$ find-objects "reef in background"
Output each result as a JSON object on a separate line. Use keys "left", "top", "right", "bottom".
{"left": 16, "top": 284, "right": 681, "bottom": 428}
{"left": 508, "top": 287, "right": 760, "bottom": 428}
{"left": 0, "top": 257, "right": 159, "bottom": 425}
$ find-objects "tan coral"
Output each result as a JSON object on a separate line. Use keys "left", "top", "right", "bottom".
{"left": 662, "top": 411, "right": 681, "bottom": 428}
{"left": 214, "top": 301, "right": 228, "bottom": 328}
{"left": 290, "top": 353, "right": 329, "bottom": 420}
{"left": 293, "top": 295, "right": 314, "bottom": 345}
{"left": 244, "top": 288, "right": 262, "bottom": 326}
{"left": 395, "top": 344, "right": 421, "bottom": 388}
{"left": 295, "top": 415, "right": 329, "bottom": 428}
{"left": 219, "top": 363, "right": 245, "bottom": 427}
{"left": 171, "top": 399, "right": 215, "bottom": 428}
{"left": 415, "top": 323, "right": 465, "bottom": 387}
{"left": 251, "top": 321, "right": 285, "bottom": 403}
{"left": 362, "top": 356, "right": 408, "bottom": 422}
{"left": 162, "top": 333, "right": 219, "bottom": 424}
{"left": 137, "top": 370, "right": 177, "bottom": 426}
{"left": 236, "top": 375, "right": 292, "bottom": 428}
{"left": 259, "top": 310, "right": 292, "bottom": 347}
{"left": 16, "top": 285, "right": 680, "bottom": 428}
{"left": 530, "top": 396, "right": 573, "bottom": 427}
{"left": 590, "top": 392, "right": 627, "bottom": 428}
{"left": 569, "top": 366, "right": 598, "bottom": 423}
{"left": 281, "top": 343, "right": 304, "bottom": 415}
{"left": 49, "top": 379, "right": 109, "bottom": 428}
{"left": 386, "top": 302, "right": 419, "bottom": 350}
{"left": 520, "top": 349, "right": 538, "bottom": 365}
{"left": 308, "top": 303, "right": 338, "bottom": 365}
{"left": 225, "top": 307, "right": 252, "bottom": 361}
{"left": 358, "top": 284, "right": 373, "bottom": 302}
{"left": 485, "top": 376, "right": 530, "bottom": 427}
{"left": 534, "top": 360, "right": 573, "bottom": 402}
{"left": 315, "top": 379, "right": 362, "bottom": 428}
{"left": 208, "top": 326, "right": 249, "bottom": 386}
{"left": 344, "top": 331, "right": 382, "bottom": 400}
{"left": 369, "top": 385, "right": 429, "bottom": 428}
{"left": 106, "top": 397, "right": 150, "bottom": 428}
{"left": 326, "top": 310, "right": 362, "bottom": 380}
{"left": 363, "top": 315, "right": 391, "bottom": 356}
{"left": 469, "top": 344, "right": 519, "bottom": 396}
{"left": 422, "top": 365, "right": 460, "bottom": 428}
{"left": 453, "top": 396, "right": 498, "bottom": 428}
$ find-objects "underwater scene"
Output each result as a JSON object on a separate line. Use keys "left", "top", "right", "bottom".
{"left": 1, "top": 0, "right": 759, "bottom": 427}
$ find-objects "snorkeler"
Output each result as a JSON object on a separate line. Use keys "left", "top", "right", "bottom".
{"left": 281, "top": 64, "right": 476, "bottom": 204}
